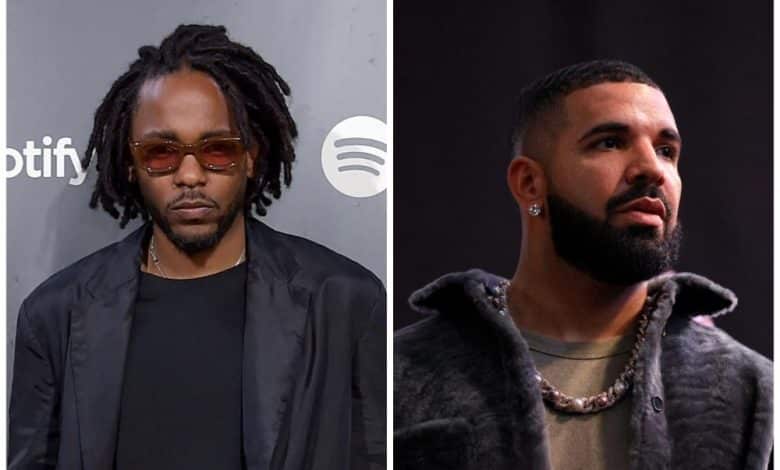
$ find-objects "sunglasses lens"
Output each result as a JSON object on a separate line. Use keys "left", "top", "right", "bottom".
{"left": 201, "top": 140, "right": 243, "bottom": 169}
{"left": 143, "top": 142, "right": 180, "bottom": 171}
{"left": 134, "top": 138, "right": 243, "bottom": 173}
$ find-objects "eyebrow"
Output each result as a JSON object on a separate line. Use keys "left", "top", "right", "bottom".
{"left": 659, "top": 128, "right": 682, "bottom": 144}
{"left": 138, "top": 129, "right": 235, "bottom": 141}
{"left": 577, "top": 121, "right": 682, "bottom": 144}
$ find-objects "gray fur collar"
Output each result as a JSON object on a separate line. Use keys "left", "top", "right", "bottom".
{"left": 409, "top": 269, "right": 737, "bottom": 321}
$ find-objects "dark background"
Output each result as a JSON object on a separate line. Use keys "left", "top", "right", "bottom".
{"left": 394, "top": 1, "right": 772, "bottom": 360}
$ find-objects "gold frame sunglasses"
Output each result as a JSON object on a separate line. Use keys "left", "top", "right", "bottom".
{"left": 129, "top": 136, "right": 246, "bottom": 175}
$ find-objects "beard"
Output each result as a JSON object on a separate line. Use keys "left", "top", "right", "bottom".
{"left": 546, "top": 186, "right": 682, "bottom": 286}
{"left": 144, "top": 189, "right": 245, "bottom": 255}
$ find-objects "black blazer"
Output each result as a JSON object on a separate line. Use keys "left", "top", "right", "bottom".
{"left": 9, "top": 218, "right": 386, "bottom": 470}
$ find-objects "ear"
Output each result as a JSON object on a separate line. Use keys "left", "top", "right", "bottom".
{"left": 128, "top": 165, "right": 136, "bottom": 183}
{"left": 507, "top": 155, "right": 548, "bottom": 214}
{"left": 245, "top": 143, "right": 259, "bottom": 178}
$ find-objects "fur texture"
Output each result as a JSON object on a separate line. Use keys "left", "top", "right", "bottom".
{"left": 394, "top": 270, "right": 772, "bottom": 470}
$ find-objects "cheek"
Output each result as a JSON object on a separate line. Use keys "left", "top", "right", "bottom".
{"left": 549, "top": 161, "right": 622, "bottom": 210}
{"left": 137, "top": 177, "right": 173, "bottom": 209}
{"left": 669, "top": 180, "right": 682, "bottom": 218}
{"left": 211, "top": 174, "right": 248, "bottom": 204}
{"left": 663, "top": 167, "right": 682, "bottom": 199}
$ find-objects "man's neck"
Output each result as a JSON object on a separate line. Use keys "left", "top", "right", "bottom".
{"left": 508, "top": 245, "right": 649, "bottom": 342}
{"left": 145, "top": 214, "right": 247, "bottom": 279}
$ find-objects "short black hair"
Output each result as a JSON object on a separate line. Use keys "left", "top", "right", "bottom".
{"left": 511, "top": 59, "right": 659, "bottom": 157}
{"left": 83, "top": 24, "right": 298, "bottom": 228}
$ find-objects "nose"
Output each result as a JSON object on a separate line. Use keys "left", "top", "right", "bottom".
{"left": 624, "top": 140, "right": 665, "bottom": 187}
{"left": 172, "top": 152, "right": 207, "bottom": 187}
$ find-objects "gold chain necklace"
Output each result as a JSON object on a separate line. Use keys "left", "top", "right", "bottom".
{"left": 488, "top": 280, "right": 653, "bottom": 414}
{"left": 148, "top": 236, "right": 246, "bottom": 279}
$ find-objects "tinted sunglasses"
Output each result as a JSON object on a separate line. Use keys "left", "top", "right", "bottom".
{"left": 129, "top": 136, "right": 246, "bottom": 175}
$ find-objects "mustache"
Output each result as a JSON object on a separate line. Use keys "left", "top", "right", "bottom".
{"left": 167, "top": 191, "right": 220, "bottom": 210}
{"left": 605, "top": 183, "right": 671, "bottom": 220}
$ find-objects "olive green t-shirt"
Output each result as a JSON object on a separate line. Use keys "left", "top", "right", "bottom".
{"left": 519, "top": 327, "right": 637, "bottom": 470}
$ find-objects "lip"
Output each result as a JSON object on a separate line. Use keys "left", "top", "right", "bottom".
{"left": 170, "top": 206, "right": 213, "bottom": 220}
{"left": 615, "top": 197, "right": 667, "bottom": 219}
{"left": 170, "top": 200, "right": 215, "bottom": 210}
{"left": 169, "top": 200, "right": 215, "bottom": 220}
{"left": 615, "top": 210, "right": 664, "bottom": 227}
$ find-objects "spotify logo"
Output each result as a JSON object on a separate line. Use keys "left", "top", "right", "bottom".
{"left": 321, "top": 116, "right": 388, "bottom": 198}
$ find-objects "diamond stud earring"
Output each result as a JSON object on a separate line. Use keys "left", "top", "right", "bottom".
{"left": 528, "top": 203, "right": 542, "bottom": 217}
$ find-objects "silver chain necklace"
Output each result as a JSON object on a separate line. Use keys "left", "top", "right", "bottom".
{"left": 488, "top": 280, "right": 652, "bottom": 414}
{"left": 148, "top": 236, "right": 246, "bottom": 279}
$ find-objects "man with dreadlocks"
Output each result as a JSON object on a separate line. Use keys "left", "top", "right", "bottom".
{"left": 9, "top": 25, "right": 386, "bottom": 470}
{"left": 394, "top": 60, "right": 771, "bottom": 469}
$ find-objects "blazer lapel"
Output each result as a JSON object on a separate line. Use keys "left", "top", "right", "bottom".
{"left": 242, "top": 219, "right": 310, "bottom": 470}
{"left": 69, "top": 224, "right": 148, "bottom": 470}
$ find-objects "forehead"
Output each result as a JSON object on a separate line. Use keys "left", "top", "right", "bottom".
{"left": 561, "top": 82, "right": 677, "bottom": 135}
{"left": 131, "top": 68, "right": 233, "bottom": 140}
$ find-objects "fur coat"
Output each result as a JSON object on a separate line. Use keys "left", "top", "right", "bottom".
{"left": 394, "top": 270, "right": 772, "bottom": 470}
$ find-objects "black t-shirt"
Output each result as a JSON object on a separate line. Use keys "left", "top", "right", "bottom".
{"left": 115, "top": 263, "right": 247, "bottom": 470}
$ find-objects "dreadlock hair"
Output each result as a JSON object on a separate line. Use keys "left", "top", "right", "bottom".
{"left": 83, "top": 24, "right": 298, "bottom": 228}
{"left": 511, "top": 59, "right": 660, "bottom": 158}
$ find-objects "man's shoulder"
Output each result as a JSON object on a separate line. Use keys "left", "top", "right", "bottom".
{"left": 652, "top": 271, "right": 772, "bottom": 383}
{"left": 395, "top": 315, "right": 454, "bottom": 352}
{"left": 394, "top": 269, "right": 506, "bottom": 371}
{"left": 256, "top": 220, "right": 383, "bottom": 292}
{"left": 666, "top": 315, "right": 772, "bottom": 386}
{"left": 254, "top": 221, "right": 385, "bottom": 339}
{"left": 395, "top": 317, "right": 443, "bottom": 377}
{"left": 394, "top": 313, "right": 486, "bottom": 382}
{"left": 16, "top": 237, "right": 133, "bottom": 342}
{"left": 22, "top": 239, "right": 126, "bottom": 311}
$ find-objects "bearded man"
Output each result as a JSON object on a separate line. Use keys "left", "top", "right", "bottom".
{"left": 394, "top": 60, "right": 771, "bottom": 470}
{"left": 9, "top": 24, "right": 386, "bottom": 470}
